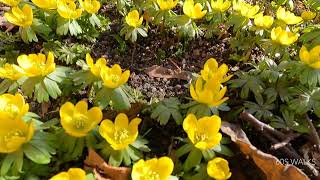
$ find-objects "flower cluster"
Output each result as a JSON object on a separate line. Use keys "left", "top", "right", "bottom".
{"left": 0, "top": 93, "right": 34, "bottom": 153}
{"left": 190, "top": 58, "right": 231, "bottom": 107}
{"left": 86, "top": 54, "right": 130, "bottom": 89}
{"left": 0, "top": 52, "right": 56, "bottom": 79}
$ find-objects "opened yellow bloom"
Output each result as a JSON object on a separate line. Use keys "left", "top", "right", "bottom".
{"left": 276, "top": 7, "right": 302, "bottom": 25}
{"left": 31, "top": 0, "right": 57, "bottom": 9}
{"left": 254, "top": 13, "right": 274, "bottom": 29}
{"left": 99, "top": 113, "right": 141, "bottom": 150}
{"left": 4, "top": 5, "right": 33, "bottom": 28}
{"left": 60, "top": 101, "right": 102, "bottom": 137}
{"left": 0, "top": 118, "right": 34, "bottom": 153}
{"left": 183, "top": 0, "right": 207, "bottom": 19}
{"left": 207, "top": 157, "right": 232, "bottom": 180}
{"left": 50, "top": 168, "right": 86, "bottom": 180}
{"left": 232, "top": 0, "right": 259, "bottom": 18}
{"left": 79, "top": 0, "right": 101, "bottom": 14}
{"left": 0, "top": 93, "right": 29, "bottom": 121}
{"left": 190, "top": 77, "right": 228, "bottom": 107}
{"left": 211, "top": 0, "right": 231, "bottom": 12}
{"left": 0, "top": 0, "right": 20, "bottom": 6}
{"left": 201, "top": 58, "right": 233, "bottom": 83}
{"left": 0, "top": 63, "right": 23, "bottom": 80}
{"left": 271, "top": 26, "right": 299, "bottom": 46}
{"left": 57, "top": 0, "right": 82, "bottom": 19}
{"left": 132, "top": 157, "right": 174, "bottom": 180}
{"left": 301, "top": 11, "right": 316, "bottom": 21}
{"left": 299, "top": 45, "right": 320, "bottom": 69}
{"left": 100, "top": 64, "right": 130, "bottom": 89}
{"left": 157, "top": 0, "right": 178, "bottom": 10}
{"left": 16, "top": 52, "right": 56, "bottom": 77}
{"left": 86, "top": 53, "right": 107, "bottom": 77}
{"left": 125, "top": 10, "right": 143, "bottom": 28}
{"left": 183, "top": 114, "right": 222, "bottom": 150}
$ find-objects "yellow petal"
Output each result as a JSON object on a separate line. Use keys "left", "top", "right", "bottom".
{"left": 114, "top": 113, "right": 129, "bottom": 130}
{"left": 157, "top": 157, "right": 174, "bottom": 178}
{"left": 183, "top": 113, "right": 197, "bottom": 133}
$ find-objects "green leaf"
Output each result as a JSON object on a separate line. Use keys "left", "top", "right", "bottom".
{"left": 56, "top": 18, "right": 69, "bottom": 35}
{"left": 126, "top": 146, "right": 142, "bottom": 161}
{"left": 1, "top": 153, "right": 16, "bottom": 175}
{"left": 23, "top": 143, "right": 51, "bottom": 164}
{"left": 183, "top": 148, "right": 202, "bottom": 172}
{"left": 137, "top": 28, "right": 147, "bottom": 37}
{"left": 69, "top": 20, "right": 83, "bottom": 36}
{"left": 122, "top": 149, "right": 131, "bottom": 166}
{"left": 1, "top": 150, "right": 23, "bottom": 176}
{"left": 213, "top": 144, "right": 234, "bottom": 157}
{"left": 110, "top": 87, "right": 131, "bottom": 110}
{"left": 21, "top": 77, "right": 42, "bottom": 97}
{"left": 176, "top": 143, "right": 193, "bottom": 158}
{"left": 202, "top": 149, "right": 215, "bottom": 161}
{"left": 43, "top": 77, "right": 61, "bottom": 99}
{"left": 131, "top": 138, "right": 150, "bottom": 152}
{"left": 109, "top": 150, "right": 123, "bottom": 167}
{"left": 0, "top": 79, "right": 14, "bottom": 94}
{"left": 89, "top": 14, "right": 101, "bottom": 27}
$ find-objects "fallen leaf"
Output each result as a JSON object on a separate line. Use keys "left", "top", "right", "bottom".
{"left": 144, "top": 65, "right": 191, "bottom": 80}
{"left": 84, "top": 148, "right": 131, "bottom": 180}
{"left": 221, "top": 121, "right": 310, "bottom": 180}
{"left": 103, "top": 102, "right": 144, "bottom": 120}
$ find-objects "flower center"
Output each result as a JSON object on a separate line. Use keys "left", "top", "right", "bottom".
{"left": 73, "top": 115, "right": 88, "bottom": 130}
{"left": 114, "top": 128, "right": 129, "bottom": 143}
{"left": 4, "top": 130, "right": 25, "bottom": 142}
{"left": 143, "top": 171, "right": 160, "bottom": 180}
{"left": 194, "top": 131, "right": 209, "bottom": 143}
{"left": 0, "top": 103, "right": 19, "bottom": 118}
{"left": 111, "top": 74, "right": 120, "bottom": 83}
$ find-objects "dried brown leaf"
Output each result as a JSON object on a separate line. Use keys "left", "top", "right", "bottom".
{"left": 221, "top": 121, "right": 310, "bottom": 180}
{"left": 144, "top": 65, "right": 191, "bottom": 80}
{"left": 84, "top": 149, "right": 131, "bottom": 180}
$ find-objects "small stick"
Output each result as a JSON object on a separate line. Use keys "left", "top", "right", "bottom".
{"left": 271, "top": 133, "right": 300, "bottom": 150}
{"left": 305, "top": 114, "right": 320, "bottom": 152}
{"left": 240, "top": 111, "right": 286, "bottom": 140}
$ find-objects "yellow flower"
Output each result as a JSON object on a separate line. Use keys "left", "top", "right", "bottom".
{"left": 211, "top": 0, "right": 231, "bottom": 13}
{"left": 31, "top": 0, "right": 57, "bottom": 9}
{"left": 0, "top": 63, "right": 23, "bottom": 80}
{"left": 4, "top": 5, "right": 33, "bottom": 28}
{"left": 57, "top": 0, "right": 82, "bottom": 19}
{"left": 99, "top": 113, "right": 141, "bottom": 150}
{"left": 79, "top": 0, "right": 101, "bottom": 14}
{"left": 131, "top": 157, "right": 174, "bottom": 180}
{"left": 232, "top": 0, "right": 259, "bottom": 18}
{"left": 183, "top": 0, "right": 207, "bottom": 19}
{"left": 201, "top": 58, "right": 233, "bottom": 83}
{"left": 0, "top": 118, "right": 34, "bottom": 153}
{"left": 254, "top": 13, "right": 274, "bottom": 29}
{"left": 183, "top": 114, "right": 222, "bottom": 150}
{"left": 301, "top": 11, "right": 316, "bottom": 21}
{"left": 299, "top": 45, "right": 320, "bottom": 69}
{"left": 86, "top": 53, "right": 107, "bottom": 77}
{"left": 125, "top": 10, "right": 143, "bottom": 28}
{"left": 271, "top": 26, "right": 299, "bottom": 46}
{"left": 0, "top": 93, "right": 29, "bottom": 120}
{"left": 276, "top": 7, "right": 302, "bottom": 25}
{"left": 16, "top": 52, "right": 56, "bottom": 77}
{"left": 0, "top": 93, "right": 29, "bottom": 121}
{"left": 0, "top": 0, "right": 21, "bottom": 6}
{"left": 190, "top": 77, "right": 228, "bottom": 107}
{"left": 59, "top": 101, "right": 103, "bottom": 137}
{"left": 50, "top": 168, "right": 86, "bottom": 180}
{"left": 157, "top": 0, "right": 178, "bottom": 10}
{"left": 207, "top": 157, "right": 232, "bottom": 180}
{"left": 100, "top": 64, "right": 130, "bottom": 89}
